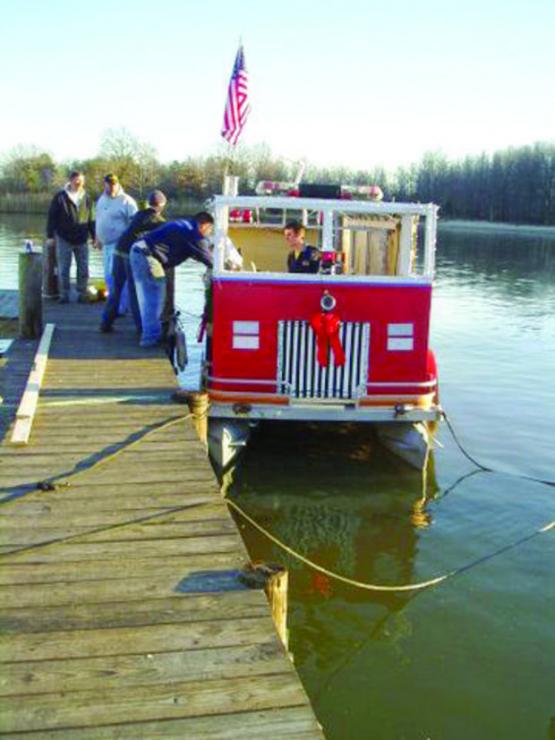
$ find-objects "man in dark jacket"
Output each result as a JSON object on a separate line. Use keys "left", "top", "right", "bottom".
{"left": 283, "top": 220, "right": 320, "bottom": 273}
{"left": 46, "top": 171, "right": 95, "bottom": 303}
{"left": 100, "top": 190, "right": 167, "bottom": 334}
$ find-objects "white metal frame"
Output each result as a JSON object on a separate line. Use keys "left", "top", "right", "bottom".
{"left": 209, "top": 402, "right": 440, "bottom": 423}
{"left": 212, "top": 195, "right": 439, "bottom": 279}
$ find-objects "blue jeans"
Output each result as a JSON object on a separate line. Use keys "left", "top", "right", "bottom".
{"left": 103, "top": 241, "right": 128, "bottom": 314}
{"left": 56, "top": 235, "right": 89, "bottom": 299}
{"left": 130, "top": 244, "right": 166, "bottom": 346}
{"left": 101, "top": 253, "right": 141, "bottom": 332}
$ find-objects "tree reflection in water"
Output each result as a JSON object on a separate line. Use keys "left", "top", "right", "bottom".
{"left": 223, "top": 421, "right": 440, "bottom": 699}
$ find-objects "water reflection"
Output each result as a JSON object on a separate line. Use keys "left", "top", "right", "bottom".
{"left": 225, "top": 423, "right": 439, "bottom": 683}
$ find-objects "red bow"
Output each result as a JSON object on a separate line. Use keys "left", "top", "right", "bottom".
{"left": 310, "top": 312, "right": 345, "bottom": 367}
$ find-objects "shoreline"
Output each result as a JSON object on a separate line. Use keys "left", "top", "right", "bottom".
{"left": 439, "top": 219, "right": 555, "bottom": 237}
{"left": 2, "top": 205, "right": 555, "bottom": 237}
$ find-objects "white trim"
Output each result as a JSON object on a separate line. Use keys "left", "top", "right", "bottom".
{"left": 387, "top": 337, "right": 414, "bottom": 351}
{"left": 208, "top": 376, "right": 278, "bottom": 386}
{"left": 213, "top": 272, "right": 432, "bottom": 285}
{"left": 232, "top": 335, "right": 260, "bottom": 350}
{"left": 398, "top": 214, "right": 414, "bottom": 276}
{"left": 367, "top": 379, "right": 436, "bottom": 388}
{"left": 209, "top": 402, "right": 440, "bottom": 423}
{"left": 233, "top": 320, "right": 259, "bottom": 335}
{"left": 214, "top": 195, "right": 436, "bottom": 217}
{"left": 388, "top": 323, "right": 414, "bottom": 336}
{"left": 206, "top": 375, "right": 436, "bottom": 389}
{"left": 11, "top": 323, "right": 55, "bottom": 446}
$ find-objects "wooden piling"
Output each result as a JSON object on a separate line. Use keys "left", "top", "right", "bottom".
{"left": 265, "top": 565, "right": 289, "bottom": 650}
{"left": 187, "top": 391, "right": 209, "bottom": 444}
{"left": 18, "top": 251, "right": 43, "bottom": 339}
{"left": 42, "top": 239, "right": 59, "bottom": 299}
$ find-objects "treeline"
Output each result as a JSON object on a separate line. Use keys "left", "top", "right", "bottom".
{"left": 0, "top": 130, "right": 554, "bottom": 225}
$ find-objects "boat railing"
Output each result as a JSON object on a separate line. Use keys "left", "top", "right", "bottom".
{"left": 213, "top": 195, "right": 438, "bottom": 279}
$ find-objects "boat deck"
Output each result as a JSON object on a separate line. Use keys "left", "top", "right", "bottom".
{"left": 0, "top": 300, "right": 323, "bottom": 737}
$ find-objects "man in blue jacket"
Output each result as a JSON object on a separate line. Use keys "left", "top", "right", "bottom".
{"left": 130, "top": 212, "right": 214, "bottom": 347}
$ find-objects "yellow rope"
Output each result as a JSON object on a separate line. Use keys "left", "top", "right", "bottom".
{"left": 226, "top": 498, "right": 448, "bottom": 592}
{"left": 57, "top": 414, "right": 192, "bottom": 486}
{"left": 0, "top": 414, "right": 193, "bottom": 505}
{"left": 226, "top": 498, "right": 555, "bottom": 594}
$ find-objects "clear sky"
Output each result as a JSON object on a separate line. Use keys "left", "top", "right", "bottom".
{"left": 1, "top": 0, "right": 553, "bottom": 171}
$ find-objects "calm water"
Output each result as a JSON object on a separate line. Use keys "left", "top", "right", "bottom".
{"left": 1, "top": 214, "right": 554, "bottom": 739}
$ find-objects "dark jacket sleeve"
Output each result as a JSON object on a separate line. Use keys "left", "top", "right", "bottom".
{"left": 116, "top": 211, "right": 145, "bottom": 252}
{"left": 87, "top": 194, "right": 95, "bottom": 240}
{"left": 46, "top": 194, "right": 59, "bottom": 239}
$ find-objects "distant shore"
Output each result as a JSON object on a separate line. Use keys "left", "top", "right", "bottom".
{"left": 439, "top": 219, "right": 555, "bottom": 237}
{"left": 1, "top": 196, "right": 555, "bottom": 237}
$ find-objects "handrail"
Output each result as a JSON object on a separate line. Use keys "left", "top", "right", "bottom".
{"left": 214, "top": 195, "right": 436, "bottom": 216}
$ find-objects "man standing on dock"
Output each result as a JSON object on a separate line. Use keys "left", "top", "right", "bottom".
{"left": 94, "top": 174, "right": 138, "bottom": 311}
{"left": 130, "top": 213, "right": 214, "bottom": 348}
{"left": 100, "top": 189, "right": 167, "bottom": 335}
{"left": 46, "top": 170, "right": 95, "bottom": 303}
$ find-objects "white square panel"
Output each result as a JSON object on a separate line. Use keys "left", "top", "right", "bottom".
{"left": 233, "top": 321, "right": 259, "bottom": 335}
{"left": 388, "top": 323, "right": 413, "bottom": 337}
{"left": 233, "top": 335, "right": 260, "bottom": 350}
{"left": 387, "top": 337, "right": 414, "bottom": 351}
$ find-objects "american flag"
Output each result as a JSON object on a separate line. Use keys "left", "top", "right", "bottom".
{"left": 221, "top": 45, "right": 251, "bottom": 146}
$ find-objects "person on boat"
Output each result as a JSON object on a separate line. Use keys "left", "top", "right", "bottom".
{"left": 222, "top": 235, "right": 244, "bottom": 270}
{"left": 45, "top": 170, "right": 95, "bottom": 303}
{"left": 100, "top": 189, "right": 167, "bottom": 334}
{"left": 94, "top": 174, "right": 138, "bottom": 312}
{"left": 130, "top": 213, "right": 214, "bottom": 348}
{"left": 283, "top": 220, "right": 320, "bottom": 273}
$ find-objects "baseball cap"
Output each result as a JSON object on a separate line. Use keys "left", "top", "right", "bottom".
{"left": 104, "top": 173, "right": 119, "bottom": 185}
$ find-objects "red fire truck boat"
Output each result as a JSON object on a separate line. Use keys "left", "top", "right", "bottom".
{"left": 204, "top": 188, "right": 441, "bottom": 470}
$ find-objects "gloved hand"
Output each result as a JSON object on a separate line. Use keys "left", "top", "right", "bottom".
{"left": 147, "top": 255, "right": 165, "bottom": 279}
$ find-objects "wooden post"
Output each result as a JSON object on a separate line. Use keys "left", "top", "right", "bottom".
{"left": 42, "top": 240, "right": 59, "bottom": 299}
{"left": 18, "top": 251, "right": 43, "bottom": 339}
{"left": 42, "top": 240, "right": 58, "bottom": 299}
{"left": 187, "top": 391, "right": 209, "bottom": 445}
{"left": 264, "top": 565, "right": 289, "bottom": 650}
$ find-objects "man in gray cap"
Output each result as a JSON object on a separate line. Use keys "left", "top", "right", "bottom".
{"left": 95, "top": 174, "right": 138, "bottom": 314}
{"left": 100, "top": 189, "right": 167, "bottom": 333}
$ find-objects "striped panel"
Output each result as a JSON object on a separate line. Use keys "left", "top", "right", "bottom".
{"left": 278, "top": 321, "right": 370, "bottom": 399}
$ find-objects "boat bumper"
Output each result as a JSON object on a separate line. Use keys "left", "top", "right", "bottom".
{"left": 209, "top": 401, "right": 441, "bottom": 424}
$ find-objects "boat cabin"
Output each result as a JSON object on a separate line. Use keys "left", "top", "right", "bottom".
{"left": 205, "top": 188, "right": 440, "bottom": 468}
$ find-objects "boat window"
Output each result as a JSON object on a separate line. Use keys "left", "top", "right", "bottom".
{"left": 218, "top": 206, "right": 427, "bottom": 277}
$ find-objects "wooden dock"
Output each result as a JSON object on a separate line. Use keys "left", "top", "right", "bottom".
{"left": 0, "top": 300, "right": 323, "bottom": 738}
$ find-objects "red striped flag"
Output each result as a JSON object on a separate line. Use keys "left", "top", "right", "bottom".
{"left": 221, "top": 45, "right": 251, "bottom": 146}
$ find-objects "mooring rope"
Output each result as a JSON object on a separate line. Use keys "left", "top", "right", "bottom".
{"left": 0, "top": 414, "right": 193, "bottom": 504}
{"left": 226, "top": 497, "right": 554, "bottom": 593}
{"left": 2, "top": 406, "right": 553, "bottom": 594}
{"left": 0, "top": 413, "right": 199, "bottom": 557}
{"left": 441, "top": 410, "right": 555, "bottom": 487}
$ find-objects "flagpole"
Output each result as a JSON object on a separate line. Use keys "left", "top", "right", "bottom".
{"left": 221, "top": 39, "right": 249, "bottom": 195}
